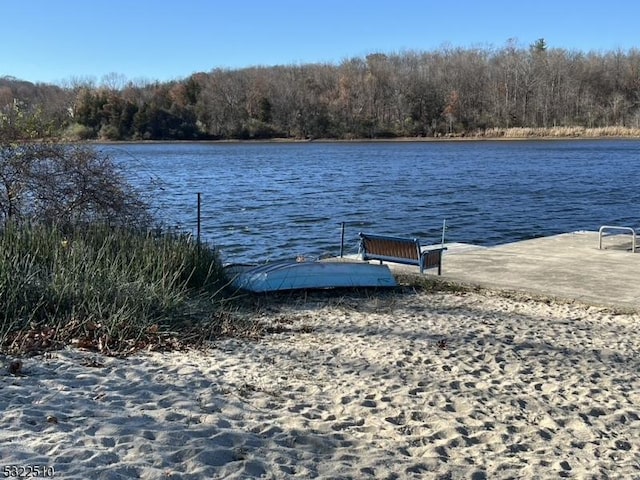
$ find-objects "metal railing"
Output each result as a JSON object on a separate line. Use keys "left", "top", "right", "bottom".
{"left": 598, "top": 225, "right": 636, "bottom": 252}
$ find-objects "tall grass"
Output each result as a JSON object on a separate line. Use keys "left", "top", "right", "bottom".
{"left": 473, "top": 126, "right": 640, "bottom": 139}
{"left": 0, "top": 223, "right": 229, "bottom": 355}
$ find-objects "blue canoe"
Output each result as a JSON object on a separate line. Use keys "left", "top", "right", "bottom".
{"left": 225, "top": 259, "right": 397, "bottom": 293}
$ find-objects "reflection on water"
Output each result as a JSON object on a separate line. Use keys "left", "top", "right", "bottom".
{"left": 100, "top": 140, "right": 640, "bottom": 262}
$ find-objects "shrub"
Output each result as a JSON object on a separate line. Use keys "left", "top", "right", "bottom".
{"left": 0, "top": 142, "right": 150, "bottom": 227}
{"left": 0, "top": 223, "right": 228, "bottom": 355}
{"left": 98, "top": 124, "right": 120, "bottom": 140}
{"left": 63, "top": 122, "right": 96, "bottom": 140}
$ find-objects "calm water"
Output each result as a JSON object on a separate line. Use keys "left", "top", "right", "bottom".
{"left": 101, "top": 140, "right": 640, "bottom": 262}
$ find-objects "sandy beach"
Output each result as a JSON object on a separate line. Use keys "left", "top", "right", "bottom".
{"left": 1, "top": 288, "right": 639, "bottom": 479}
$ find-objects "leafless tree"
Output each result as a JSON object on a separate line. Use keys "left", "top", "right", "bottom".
{"left": 0, "top": 141, "right": 150, "bottom": 227}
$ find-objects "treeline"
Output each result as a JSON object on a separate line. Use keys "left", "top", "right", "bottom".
{"left": 3, "top": 39, "right": 640, "bottom": 141}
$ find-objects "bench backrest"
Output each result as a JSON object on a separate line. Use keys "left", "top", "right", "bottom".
{"left": 359, "top": 233, "right": 421, "bottom": 263}
{"left": 359, "top": 232, "right": 446, "bottom": 274}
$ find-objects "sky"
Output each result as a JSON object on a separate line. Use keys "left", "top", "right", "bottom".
{"left": 2, "top": 0, "right": 640, "bottom": 85}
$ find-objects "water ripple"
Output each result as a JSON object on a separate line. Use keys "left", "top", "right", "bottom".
{"left": 104, "top": 140, "right": 640, "bottom": 262}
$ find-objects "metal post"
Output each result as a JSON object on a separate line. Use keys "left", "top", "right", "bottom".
{"left": 197, "top": 192, "right": 201, "bottom": 247}
{"left": 441, "top": 219, "right": 447, "bottom": 248}
{"left": 339, "top": 221, "right": 345, "bottom": 258}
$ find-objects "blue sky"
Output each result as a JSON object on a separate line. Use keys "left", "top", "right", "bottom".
{"left": 2, "top": 0, "right": 639, "bottom": 85}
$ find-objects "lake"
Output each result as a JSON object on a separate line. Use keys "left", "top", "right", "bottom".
{"left": 100, "top": 140, "right": 640, "bottom": 262}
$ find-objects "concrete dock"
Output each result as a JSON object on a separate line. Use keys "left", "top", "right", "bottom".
{"left": 430, "top": 231, "right": 640, "bottom": 310}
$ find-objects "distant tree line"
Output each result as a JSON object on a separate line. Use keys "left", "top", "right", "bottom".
{"left": 3, "top": 39, "right": 640, "bottom": 141}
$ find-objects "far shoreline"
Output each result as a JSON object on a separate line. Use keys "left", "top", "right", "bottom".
{"left": 93, "top": 135, "right": 640, "bottom": 146}
{"left": 88, "top": 126, "right": 640, "bottom": 145}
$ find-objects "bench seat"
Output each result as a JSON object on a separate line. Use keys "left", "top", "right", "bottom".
{"left": 359, "top": 232, "right": 446, "bottom": 275}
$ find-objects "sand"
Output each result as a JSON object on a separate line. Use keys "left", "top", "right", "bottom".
{"left": 1, "top": 289, "right": 639, "bottom": 479}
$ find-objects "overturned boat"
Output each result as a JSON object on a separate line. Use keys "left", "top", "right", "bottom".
{"left": 225, "top": 259, "right": 397, "bottom": 293}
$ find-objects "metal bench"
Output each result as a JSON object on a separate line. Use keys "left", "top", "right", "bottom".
{"left": 358, "top": 232, "right": 447, "bottom": 275}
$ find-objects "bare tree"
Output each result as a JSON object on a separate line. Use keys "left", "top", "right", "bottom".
{"left": 0, "top": 141, "right": 150, "bottom": 227}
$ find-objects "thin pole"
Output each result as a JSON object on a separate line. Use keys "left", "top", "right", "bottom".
{"left": 441, "top": 219, "right": 446, "bottom": 248}
{"left": 340, "top": 221, "right": 345, "bottom": 258}
{"left": 197, "top": 192, "right": 201, "bottom": 247}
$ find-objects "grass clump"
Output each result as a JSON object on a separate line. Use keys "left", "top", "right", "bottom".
{"left": 395, "top": 273, "right": 472, "bottom": 294}
{"left": 0, "top": 223, "right": 230, "bottom": 355}
{"left": 473, "top": 126, "right": 640, "bottom": 139}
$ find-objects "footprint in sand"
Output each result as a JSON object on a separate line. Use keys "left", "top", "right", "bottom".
{"left": 614, "top": 440, "right": 632, "bottom": 451}
{"left": 301, "top": 409, "right": 323, "bottom": 420}
{"left": 564, "top": 418, "right": 595, "bottom": 441}
{"left": 287, "top": 402, "right": 312, "bottom": 413}
{"left": 331, "top": 418, "right": 365, "bottom": 431}
{"left": 537, "top": 429, "right": 553, "bottom": 441}
{"left": 408, "top": 387, "right": 426, "bottom": 396}
{"left": 410, "top": 411, "right": 427, "bottom": 422}
{"left": 534, "top": 382, "right": 559, "bottom": 394}
{"left": 384, "top": 412, "right": 406, "bottom": 426}
{"left": 537, "top": 414, "right": 559, "bottom": 430}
